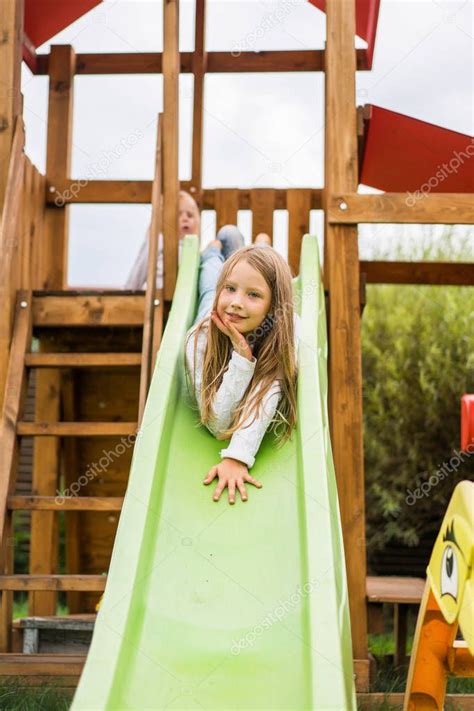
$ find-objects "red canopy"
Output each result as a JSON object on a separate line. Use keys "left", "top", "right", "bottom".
{"left": 24, "top": 0, "right": 103, "bottom": 48}
{"left": 308, "top": 0, "right": 380, "bottom": 68}
{"left": 360, "top": 105, "right": 474, "bottom": 193}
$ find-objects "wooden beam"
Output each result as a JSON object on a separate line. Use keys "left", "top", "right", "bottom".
{"left": 360, "top": 261, "right": 474, "bottom": 286}
{"left": 32, "top": 294, "right": 145, "bottom": 327}
{"left": 46, "top": 179, "right": 151, "bottom": 204}
{"left": 162, "top": 0, "right": 180, "bottom": 301}
{"left": 8, "top": 496, "right": 124, "bottom": 511}
{"left": 324, "top": 0, "right": 368, "bottom": 667}
{"left": 17, "top": 423, "right": 138, "bottom": 437}
{"left": 0, "top": 653, "right": 85, "bottom": 676}
{"left": 34, "top": 49, "right": 370, "bottom": 76}
{"left": 0, "top": 575, "right": 106, "bottom": 591}
{"left": 25, "top": 353, "right": 142, "bottom": 368}
{"left": 190, "top": 0, "right": 207, "bottom": 198}
{"left": 0, "top": 0, "right": 24, "bottom": 209}
{"left": 42, "top": 45, "right": 75, "bottom": 289}
{"left": 45, "top": 181, "right": 324, "bottom": 209}
{"left": 328, "top": 193, "right": 474, "bottom": 225}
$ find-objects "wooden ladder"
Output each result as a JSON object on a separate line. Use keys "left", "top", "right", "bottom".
{"left": 0, "top": 286, "right": 163, "bottom": 666}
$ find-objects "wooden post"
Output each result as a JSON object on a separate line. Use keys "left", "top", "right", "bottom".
{"left": 215, "top": 189, "right": 239, "bottom": 231}
{"left": 250, "top": 188, "right": 275, "bottom": 242}
{"left": 0, "top": 0, "right": 23, "bottom": 211}
{"left": 29, "top": 343, "right": 61, "bottom": 616}
{"left": 162, "top": 0, "right": 180, "bottom": 302}
{"left": 190, "top": 0, "right": 207, "bottom": 205}
{"left": 287, "top": 188, "right": 311, "bottom": 277}
{"left": 323, "top": 0, "right": 369, "bottom": 678}
{"left": 29, "top": 45, "right": 75, "bottom": 614}
{"left": 42, "top": 44, "right": 75, "bottom": 289}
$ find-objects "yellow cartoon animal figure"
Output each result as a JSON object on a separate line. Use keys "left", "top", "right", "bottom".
{"left": 404, "top": 480, "right": 473, "bottom": 710}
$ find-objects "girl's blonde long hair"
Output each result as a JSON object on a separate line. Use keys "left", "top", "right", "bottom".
{"left": 185, "top": 245, "right": 298, "bottom": 446}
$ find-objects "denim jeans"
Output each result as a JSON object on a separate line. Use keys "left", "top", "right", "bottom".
{"left": 193, "top": 225, "right": 246, "bottom": 326}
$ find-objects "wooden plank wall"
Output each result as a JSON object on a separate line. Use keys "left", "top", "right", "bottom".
{"left": 0, "top": 0, "right": 23, "bottom": 210}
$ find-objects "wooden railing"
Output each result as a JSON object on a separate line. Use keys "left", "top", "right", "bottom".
{"left": 0, "top": 118, "right": 46, "bottom": 413}
{"left": 138, "top": 114, "right": 164, "bottom": 423}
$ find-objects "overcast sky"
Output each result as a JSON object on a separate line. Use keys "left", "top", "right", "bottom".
{"left": 21, "top": 0, "right": 473, "bottom": 287}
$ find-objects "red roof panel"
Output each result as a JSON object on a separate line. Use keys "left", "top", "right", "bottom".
{"left": 360, "top": 105, "right": 474, "bottom": 193}
{"left": 308, "top": 0, "right": 380, "bottom": 68}
{"left": 24, "top": 0, "right": 103, "bottom": 48}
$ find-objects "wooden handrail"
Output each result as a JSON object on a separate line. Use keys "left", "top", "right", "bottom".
{"left": 138, "top": 114, "right": 164, "bottom": 424}
{"left": 0, "top": 117, "right": 25, "bottom": 413}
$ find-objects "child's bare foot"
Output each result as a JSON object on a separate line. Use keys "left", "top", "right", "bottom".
{"left": 255, "top": 233, "right": 272, "bottom": 246}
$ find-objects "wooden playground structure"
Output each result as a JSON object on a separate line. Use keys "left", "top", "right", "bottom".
{"left": 0, "top": 0, "right": 473, "bottom": 705}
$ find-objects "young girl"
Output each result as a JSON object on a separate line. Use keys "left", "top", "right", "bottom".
{"left": 125, "top": 190, "right": 201, "bottom": 289}
{"left": 184, "top": 236, "right": 300, "bottom": 505}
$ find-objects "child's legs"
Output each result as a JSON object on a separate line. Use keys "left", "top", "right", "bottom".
{"left": 216, "top": 224, "right": 245, "bottom": 260}
{"left": 193, "top": 246, "right": 224, "bottom": 326}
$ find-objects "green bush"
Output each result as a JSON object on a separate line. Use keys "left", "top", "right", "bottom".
{"left": 361, "top": 227, "right": 474, "bottom": 559}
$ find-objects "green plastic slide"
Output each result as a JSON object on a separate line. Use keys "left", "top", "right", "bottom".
{"left": 72, "top": 234, "right": 356, "bottom": 710}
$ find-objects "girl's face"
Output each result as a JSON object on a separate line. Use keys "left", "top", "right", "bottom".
{"left": 179, "top": 194, "right": 200, "bottom": 238}
{"left": 216, "top": 259, "right": 272, "bottom": 335}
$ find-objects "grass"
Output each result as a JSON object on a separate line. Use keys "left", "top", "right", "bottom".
{"left": 0, "top": 684, "right": 72, "bottom": 711}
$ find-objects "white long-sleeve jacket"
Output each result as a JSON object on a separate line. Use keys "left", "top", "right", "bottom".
{"left": 184, "top": 312, "right": 300, "bottom": 468}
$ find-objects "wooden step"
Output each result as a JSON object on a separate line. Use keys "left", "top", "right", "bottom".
{"left": 13, "top": 615, "right": 96, "bottom": 655}
{"left": 13, "top": 614, "right": 96, "bottom": 631}
{"left": 7, "top": 496, "right": 124, "bottom": 511}
{"left": 25, "top": 353, "right": 142, "bottom": 367}
{"left": 17, "top": 422, "right": 138, "bottom": 436}
{"left": 0, "top": 575, "right": 106, "bottom": 591}
{"left": 32, "top": 292, "right": 145, "bottom": 327}
{"left": 0, "top": 653, "right": 85, "bottom": 676}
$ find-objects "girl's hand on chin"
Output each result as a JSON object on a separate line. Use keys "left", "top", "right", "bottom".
{"left": 203, "top": 458, "right": 263, "bottom": 505}
{"left": 210, "top": 310, "right": 254, "bottom": 361}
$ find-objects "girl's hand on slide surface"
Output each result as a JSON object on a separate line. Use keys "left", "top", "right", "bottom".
{"left": 210, "top": 310, "right": 254, "bottom": 362}
{"left": 203, "top": 458, "right": 263, "bottom": 505}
